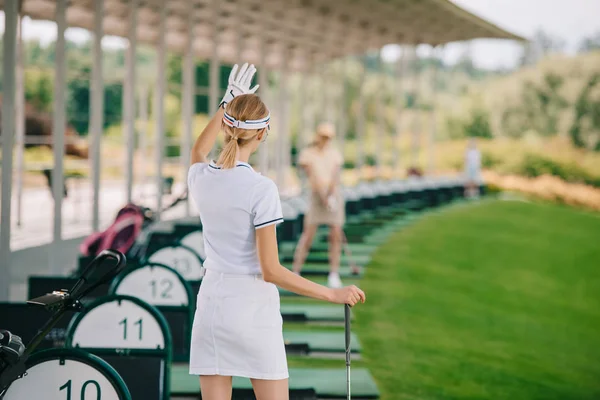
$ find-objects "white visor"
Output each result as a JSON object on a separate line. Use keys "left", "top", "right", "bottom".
{"left": 223, "top": 111, "right": 270, "bottom": 130}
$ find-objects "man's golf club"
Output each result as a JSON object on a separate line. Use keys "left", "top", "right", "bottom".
{"left": 340, "top": 229, "right": 362, "bottom": 275}
{"left": 345, "top": 303, "right": 352, "bottom": 400}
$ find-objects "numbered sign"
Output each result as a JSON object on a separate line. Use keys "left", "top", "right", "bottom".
{"left": 111, "top": 264, "right": 190, "bottom": 307}
{"left": 68, "top": 297, "right": 165, "bottom": 350}
{"left": 180, "top": 231, "right": 206, "bottom": 260}
{"left": 4, "top": 349, "right": 131, "bottom": 400}
{"left": 147, "top": 245, "right": 203, "bottom": 280}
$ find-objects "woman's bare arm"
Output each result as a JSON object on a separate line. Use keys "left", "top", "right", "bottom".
{"left": 255, "top": 224, "right": 365, "bottom": 305}
{"left": 303, "top": 164, "right": 328, "bottom": 205}
{"left": 191, "top": 107, "right": 226, "bottom": 165}
{"left": 326, "top": 166, "right": 342, "bottom": 197}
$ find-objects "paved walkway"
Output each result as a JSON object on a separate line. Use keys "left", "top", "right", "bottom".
{"left": 9, "top": 180, "right": 190, "bottom": 251}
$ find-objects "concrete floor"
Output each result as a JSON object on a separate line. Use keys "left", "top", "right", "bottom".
{"left": 7, "top": 180, "right": 191, "bottom": 301}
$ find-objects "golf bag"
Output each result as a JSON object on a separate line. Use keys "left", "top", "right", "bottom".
{"left": 79, "top": 204, "right": 147, "bottom": 258}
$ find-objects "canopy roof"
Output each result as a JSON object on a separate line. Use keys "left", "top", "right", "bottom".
{"left": 6, "top": 0, "right": 524, "bottom": 71}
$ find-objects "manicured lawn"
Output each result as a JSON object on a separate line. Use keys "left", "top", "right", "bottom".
{"left": 354, "top": 200, "right": 600, "bottom": 399}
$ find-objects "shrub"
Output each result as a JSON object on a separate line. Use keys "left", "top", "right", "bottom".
{"left": 343, "top": 160, "right": 356, "bottom": 169}
{"left": 481, "top": 150, "right": 502, "bottom": 168}
{"left": 485, "top": 182, "right": 504, "bottom": 194}
{"left": 445, "top": 116, "right": 465, "bottom": 139}
{"left": 464, "top": 108, "right": 493, "bottom": 138}
{"left": 484, "top": 171, "right": 600, "bottom": 211}
{"left": 444, "top": 108, "right": 493, "bottom": 139}
{"left": 365, "top": 154, "right": 377, "bottom": 166}
{"left": 518, "top": 153, "right": 600, "bottom": 188}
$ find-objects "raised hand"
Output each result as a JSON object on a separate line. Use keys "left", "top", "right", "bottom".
{"left": 219, "top": 63, "right": 260, "bottom": 108}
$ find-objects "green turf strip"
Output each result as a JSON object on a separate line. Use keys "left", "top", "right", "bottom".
{"left": 280, "top": 252, "right": 371, "bottom": 265}
{"left": 171, "top": 365, "right": 379, "bottom": 398}
{"left": 355, "top": 199, "right": 600, "bottom": 399}
{"left": 279, "top": 278, "right": 361, "bottom": 296}
{"left": 280, "top": 303, "right": 349, "bottom": 323}
{"left": 282, "top": 263, "right": 364, "bottom": 278}
{"left": 283, "top": 331, "right": 362, "bottom": 353}
{"left": 279, "top": 241, "right": 376, "bottom": 255}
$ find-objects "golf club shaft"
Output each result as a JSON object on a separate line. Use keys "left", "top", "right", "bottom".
{"left": 345, "top": 304, "right": 351, "bottom": 400}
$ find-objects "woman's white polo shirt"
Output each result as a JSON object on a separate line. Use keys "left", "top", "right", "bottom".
{"left": 187, "top": 160, "right": 283, "bottom": 275}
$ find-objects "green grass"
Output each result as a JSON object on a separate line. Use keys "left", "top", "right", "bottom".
{"left": 354, "top": 199, "right": 600, "bottom": 400}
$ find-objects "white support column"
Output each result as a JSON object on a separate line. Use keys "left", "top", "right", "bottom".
{"left": 15, "top": 15, "right": 25, "bottom": 227}
{"left": 208, "top": 1, "right": 220, "bottom": 162}
{"left": 323, "top": 64, "right": 336, "bottom": 126}
{"left": 154, "top": 3, "right": 167, "bottom": 219}
{"left": 90, "top": 0, "right": 104, "bottom": 232}
{"left": 394, "top": 45, "right": 406, "bottom": 175}
{"left": 297, "top": 68, "right": 313, "bottom": 193}
{"left": 138, "top": 87, "right": 149, "bottom": 198}
{"left": 235, "top": 14, "right": 243, "bottom": 63}
{"left": 282, "top": 57, "right": 292, "bottom": 179}
{"left": 338, "top": 59, "right": 347, "bottom": 160}
{"left": 276, "top": 63, "right": 288, "bottom": 189}
{"left": 375, "top": 49, "right": 385, "bottom": 177}
{"left": 313, "top": 69, "right": 323, "bottom": 125}
{"left": 124, "top": 0, "right": 138, "bottom": 205}
{"left": 410, "top": 46, "right": 420, "bottom": 168}
{"left": 209, "top": 0, "right": 220, "bottom": 115}
{"left": 182, "top": 5, "right": 195, "bottom": 216}
{"left": 296, "top": 71, "right": 306, "bottom": 164}
{"left": 0, "top": 0, "right": 19, "bottom": 300}
{"left": 52, "top": 0, "right": 67, "bottom": 272}
{"left": 429, "top": 45, "right": 442, "bottom": 175}
{"left": 321, "top": 67, "right": 333, "bottom": 124}
{"left": 356, "top": 56, "right": 366, "bottom": 176}
{"left": 258, "top": 40, "right": 269, "bottom": 174}
{"left": 305, "top": 68, "right": 316, "bottom": 140}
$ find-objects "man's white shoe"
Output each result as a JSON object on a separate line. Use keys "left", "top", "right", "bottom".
{"left": 327, "top": 272, "right": 343, "bottom": 288}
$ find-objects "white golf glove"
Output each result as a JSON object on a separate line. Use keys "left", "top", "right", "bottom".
{"left": 219, "top": 63, "right": 259, "bottom": 108}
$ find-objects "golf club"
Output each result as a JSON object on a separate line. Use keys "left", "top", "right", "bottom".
{"left": 345, "top": 303, "right": 352, "bottom": 400}
{"left": 341, "top": 229, "right": 362, "bottom": 275}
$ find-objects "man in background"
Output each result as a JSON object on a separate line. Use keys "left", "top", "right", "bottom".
{"left": 464, "top": 138, "right": 482, "bottom": 198}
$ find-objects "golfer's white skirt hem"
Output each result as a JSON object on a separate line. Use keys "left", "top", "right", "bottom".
{"left": 189, "top": 269, "right": 288, "bottom": 380}
{"left": 188, "top": 367, "right": 289, "bottom": 380}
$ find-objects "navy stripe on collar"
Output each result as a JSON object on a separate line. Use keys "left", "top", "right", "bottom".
{"left": 209, "top": 161, "right": 253, "bottom": 170}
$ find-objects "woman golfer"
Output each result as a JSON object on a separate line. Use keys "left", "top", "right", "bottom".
{"left": 292, "top": 122, "right": 348, "bottom": 288}
{"left": 187, "top": 63, "right": 366, "bottom": 400}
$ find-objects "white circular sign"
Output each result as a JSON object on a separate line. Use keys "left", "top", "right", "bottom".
{"left": 70, "top": 299, "right": 165, "bottom": 350}
{"left": 147, "top": 246, "right": 203, "bottom": 280}
{"left": 4, "top": 358, "right": 122, "bottom": 400}
{"left": 114, "top": 266, "right": 189, "bottom": 306}
{"left": 180, "top": 231, "right": 206, "bottom": 260}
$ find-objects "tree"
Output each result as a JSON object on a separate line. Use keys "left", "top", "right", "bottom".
{"left": 25, "top": 69, "right": 53, "bottom": 112}
{"left": 501, "top": 73, "right": 568, "bottom": 137}
{"left": 570, "top": 73, "right": 600, "bottom": 150}
{"left": 578, "top": 31, "right": 600, "bottom": 53}
{"left": 520, "top": 29, "right": 566, "bottom": 66}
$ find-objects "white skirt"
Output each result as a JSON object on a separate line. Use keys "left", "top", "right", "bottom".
{"left": 189, "top": 269, "right": 289, "bottom": 380}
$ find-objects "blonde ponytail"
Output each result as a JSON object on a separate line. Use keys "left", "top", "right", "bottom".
{"left": 217, "top": 136, "right": 240, "bottom": 169}
{"left": 216, "top": 94, "right": 269, "bottom": 169}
